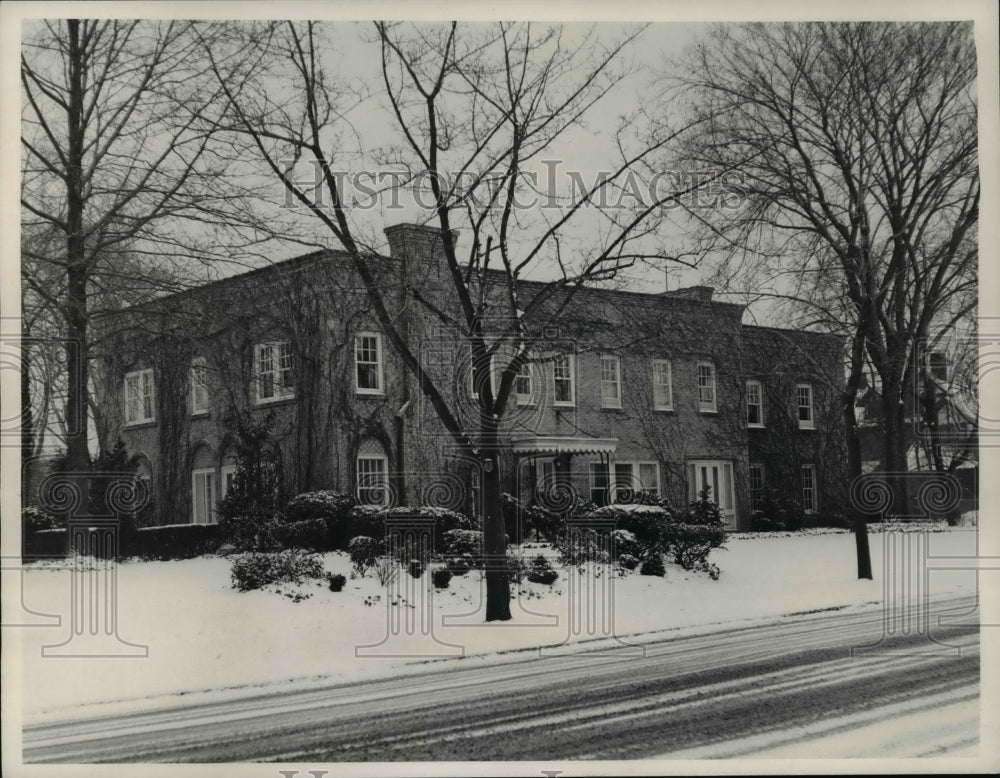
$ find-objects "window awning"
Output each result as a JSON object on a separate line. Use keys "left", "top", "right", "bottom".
{"left": 510, "top": 435, "right": 618, "bottom": 456}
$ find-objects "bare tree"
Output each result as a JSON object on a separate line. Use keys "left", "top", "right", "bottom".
{"left": 202, "top": 20, "right": 711, "bottom": 620}
{"left": 20, "top": 19, "right": 273, "bottom": 478}
{"left": 664, "top": 21, "right": 978, "bottom": 574}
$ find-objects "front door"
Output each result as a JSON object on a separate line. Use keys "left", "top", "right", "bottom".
{"left": 687, "top": 460, "right": 737, "bottom": 529}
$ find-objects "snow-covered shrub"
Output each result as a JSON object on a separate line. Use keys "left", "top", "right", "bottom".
{"left": 23, "top": 506, "right": 60, "bottom": 535}
{"left": 229, "top": 549, "right": 324, "bottom": 592}
{"left": 407, "top": 559, "right": 425, "bottom": 578}
{"left": 442, "top": 529, "right": 483, "bottom": 560}
{"left": 750, "top": 514, "right": 784, "bottom": 532}
{"left": 326, "top": 572, "right": 347, "bottom": 592}
{"left": 371, "top": 555, "right": 398, "bottom": 586}
{"left": 610, "top": 528, "right": 644, "bottom": 559}
{"left": 506, "top": 553, "right": 528, "bottom": 583}
{"left": 344, "top": 506, "right": 475, "bottom": 551}
{"left": 553, "top": 528, "right": 609, "bottom": 566}
{"left": 526, "top": 555, "right": 559, "bottom": 585}
{"left": 618, "top": 553, "right": 640, "bottom": 570}
{"left": 432, "top": 567, "right": 453, "bottom": 588}
{"left": 348, "top": 536, "right": 381, "bottom": 575}
{"left": 593, "top": 503, "right": 674, "bottom": 557}
{"left": 446, "top": 555, "right": 473, "bottom": 575}
{"left": 660, "top": 523, "right": 725, "bottom": 578}
{"left": 285, "top": 491, "right": 356, "bottom": 548}
{"left": 677, "top": 487, "right": 722, "bottom": 526}
{"left": 275, "top": 517, "right": 328, "bottom": 551}
{"left": 640, "top": 554, "right": 666, "bottom": 577}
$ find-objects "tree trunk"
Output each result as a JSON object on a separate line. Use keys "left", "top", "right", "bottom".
{"left": 843, "top": 397, "right": 872, "bottom": 579}
{"left": 480, "top": 441, "right": 511, "bottom": 621}
{"left": 64, "top": 19, "right": 91, "bottom": 481}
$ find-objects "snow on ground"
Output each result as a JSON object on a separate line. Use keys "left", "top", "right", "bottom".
{"left": 15, "top": 527, "right": 979, "bottom": 720}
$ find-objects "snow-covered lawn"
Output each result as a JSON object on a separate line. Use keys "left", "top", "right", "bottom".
{"left": 15, "top": 527, "right": 979, "bottom": 721}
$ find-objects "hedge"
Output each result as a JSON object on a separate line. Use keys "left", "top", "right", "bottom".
{"left": 345, "top": 506, "right": 476, "bottom": 551}
{"left": 130, "top": 524, "right": 222, "bottom": 560}
{"left": 274, "top": 517, "right": 328, "bottom": 551}
{"left": 24, "top": 528, "right": 67, "bottom": 560}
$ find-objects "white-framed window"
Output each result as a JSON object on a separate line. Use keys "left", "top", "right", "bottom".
{"left": 124, "top": 369, "right": 155, "bottom": 425}
{"left": 255, "top": 341, "right": 294, "bottom": 403}
{"left": 652, "top": 359, "right": 673, "bottom": 411}
{"left": 697, "top": 361, "right": 717, "bottom": 413}
{"left": 552, "top": 353, "right": 576, "bottom": 407}
{"left": 801, "top": 464, "right": 817, "bottom": 513}
{"left": 600, "top": 355, "right": 622, "bottom": 409}
{"left": 796, "top": 383, "right": 815, "bottom": 429}
{"left": 746, "top": 380, "right": 764, "bottom": 427}
{"left": 926, "top": 351, "right": 949, "bottom": 382}
{"left": 355, "top": 332, "right": 384, "bottom": 395}
{"left": 220, "top": 464, "right": 238, "bottom": 500}
{"left": 514, "top": 357, "right": 535, "bottom": 406}
{"left": 589, "top": 461, "right": 610, "bottom": 506}
{"left": 190, "top": 357, "right": 209, "bottom": 415}
{"left": 357, "top": 455, "right": 389, "bottom": 506}
{"left": 191, "top": 468, "right": 217, "bottom": 525}
{"left": 468, "top": 348, "right": 496, "bottom": 401}
{"left": 613, "top": 461, "right": 660, "bottom": 502}
{"left": 749, "top": 463, "right": 765, "bottom": 512}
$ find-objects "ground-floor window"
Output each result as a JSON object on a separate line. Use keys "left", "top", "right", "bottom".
{"left": 589, "top": 462, "right": 610, "bottom": 506}
{"left": 192, "top": 468, "right": 217, "bottom": 524}
{"left": 688, "top": 460, "right": 737, "bottom": 529}
{"left": 357, "top": 455, "right": 389, "bottom": 506}
{"left": 613, "top": 461, "right": 660, "bottom": 502}
{"left": 220, "top": 464, "right": 238, "bottom": 500}
{"left": 749, "top": 463, "right": 765, "bottom": 511}
{"left": 801, "top": 464, "right": 817, "bottom": 513}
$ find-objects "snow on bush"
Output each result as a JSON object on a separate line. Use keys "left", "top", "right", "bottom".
{"left": 229, "top": 549, "right": 325, "bottom": 596}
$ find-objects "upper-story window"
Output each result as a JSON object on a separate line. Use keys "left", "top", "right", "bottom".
{"left": 600, "top": 355, "right": 622, "bottom": 409}
{"left": 355, "top": 333, "right": 384, "bottom": 395}
{"left": 697, "top": 361, "right": 717, "bottom": 413}
{"left": 514, "top": 357, "right": 534, "bottom": 406}
{"left": 652, "top": 359, "right": 673, "bottom": 411}
{"left": 746, "top": 379, "right": 764, "bottom": 427}
{"left": 926, "top": 351, "right": 949, "bottom": 382}
{"left": 190, "top": 358, "right": 209, "bottom": 415}
{"left": 796, "top": 383, "right": 815, "bottom": 429}
{"left": 124, "top": 369, "right": 155, "bottom": 425}
{"left": 468, "top": 348, "right": 496, "bottom": 401}
{"left": 552, "top": 353, "right": 575, "bottom": 407}
{"left": 255, "top": 341, "right": 295, "bottom": 403}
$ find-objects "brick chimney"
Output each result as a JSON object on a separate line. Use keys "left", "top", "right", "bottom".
{"left": 384, "top": 223, "right": 459, "bottom": 267}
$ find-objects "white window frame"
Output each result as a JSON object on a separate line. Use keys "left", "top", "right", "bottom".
{"left": 190, "top": 357, "right": 209, "bottom": 416}
{"left": 796, "top": 383, "right": 815, "bottom": 430}
{"left": 749, "top": 463, "right": 765, "bottom": 512}
{"left": 746, "top": 379, "right": 764, "bottom": 428}
{"left": 514, "top": 357, "right": 535, "bottom": 406}
{"left": 468, "top": 348, "right": 496, "bottom": 402}
{"left": 600, "top": 354, "right": 623, "bottom": 409}
{"left": 589, "top": 461, "right": 610, "bottom": 506}
{"left": 652, "top": 359, "right": 673, "bottom": 411}
{"left": 220, "top": 464, "right": 238, "bottom": 500}
{"left": 697, "top": 361, "right": 717, "bottom": 413}
{"left": 552, "top": 353, "right": 576, "bottom": 407}
{"left": 612, "top": 461, "right": 660, "bottom": 502}
{"left": 357, "top": 455, "right": 389, "bottom": 506}
{"left": 801, "top": 464, "right": 817, "bottom": 513}
{"left": 124, "top": 368, "right": 155, "bottom": 425}
{"left": 191, "top": 468, "right": 218, "bottom": 525}
{"left": 355, "top": 332, "right": 384, "bottom": 395}
{"left": 254, "top": 341, "right": 295, "bottom": 404}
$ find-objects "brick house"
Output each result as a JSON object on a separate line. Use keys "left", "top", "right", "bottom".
{"left": 98, "top": 223, "right": 846, "bottom": 531}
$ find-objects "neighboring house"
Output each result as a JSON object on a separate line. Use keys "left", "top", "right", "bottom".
{"left": 95, "top": 224, "right": 846, "bottom": 531}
